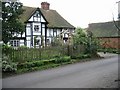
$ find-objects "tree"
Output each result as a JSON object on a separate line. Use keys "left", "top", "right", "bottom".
{"left": 73, "top": 28, "right": 99, "bottom": 54}
{"left": 2, "top": 1, "right": 24, "bottom": 44}
{"left": 73, "top": 28, "right": 88, "bottom": 45}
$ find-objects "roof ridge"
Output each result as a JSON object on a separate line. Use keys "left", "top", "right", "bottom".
{"left": 20, "top": 6, "right": 75, "bottom": 29}
{"left": 23, "top": 6, "right": 36, "bottom": 8}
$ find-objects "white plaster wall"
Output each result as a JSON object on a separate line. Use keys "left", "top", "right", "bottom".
{"left": 26, "top": 37, "right": 31, "bottom": 48}
{"left": 28, "top": 16, "right": 33, "bottom": 21}
{"left": 28, "top": 11, "right": 45, "bottom": 22}
{"left": 57, "top": 29, "right": 61, "bottom": 36}
{"left": 41, "top": 16, "right": 45, "bottom": 22}
{"left": 27, "top": 40, "right": 31, "bottom": 48}
{"left": 26, "top": 27, "right": 31, "bottom": 35}
{"left": 19, "top": 40, "right": 24, "bottom": 46}
{"left": 47, "top": 29, "right": 50, "bottom": 37}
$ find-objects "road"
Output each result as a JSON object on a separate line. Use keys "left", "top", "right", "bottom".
{"left": 2, "top": 53, "right": 118, "bottom": 88}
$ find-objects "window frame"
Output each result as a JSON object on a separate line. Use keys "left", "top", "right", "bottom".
{"left": 34, "top": 25, "right": 40, "bottom": 32}
{"left": 10, "top": 40, "right": 20, "bottom": 47}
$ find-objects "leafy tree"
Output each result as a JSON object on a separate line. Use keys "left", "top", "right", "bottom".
{"left": 2, "top": 1, "right": 24, "bottom": 44}
{"left": 73, "top": 28, "right": 87, "bottom": 45}
{"left": 73, "top": 28, "right": 99, "bottom": 54}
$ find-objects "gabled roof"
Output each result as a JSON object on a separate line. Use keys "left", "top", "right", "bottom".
{"left": 20, "top": 6, "right": 75, "bottom": 29}
{"left": 19, "top": 6, "right": 36, "bottom": 23}
{"left": 87, "top": 21, "right": 119, "bottom": 37}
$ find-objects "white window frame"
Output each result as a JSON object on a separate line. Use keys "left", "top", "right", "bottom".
{"left": 10, "top": 40, "right": 20, "bottom": 47}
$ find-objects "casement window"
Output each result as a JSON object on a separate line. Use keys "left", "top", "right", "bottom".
{"left": 10, "top": 40, "right": 20, "bottom": 47}
{"left": 36, "top": 39, "right": 40, "bottom": 45}
{"left": 46, "top": 39, "right": 50, "bottom": 44}
{"left": 34, "top": 36, "right": 41, "bottom": 45}
{"left": 34, "top": 25, "right": 39, "bottom": 32}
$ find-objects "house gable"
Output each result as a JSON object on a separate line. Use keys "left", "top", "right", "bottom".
{"left": 26, "top": 8, "right": 47, "bottom": 23}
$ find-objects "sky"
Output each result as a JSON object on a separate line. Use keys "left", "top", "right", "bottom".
{"left": 19, "top": 0, "right": 119, "bottom": 28}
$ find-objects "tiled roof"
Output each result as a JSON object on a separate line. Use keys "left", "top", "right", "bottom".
{"left": 19, "top": 6, "right": 36, "bottom": 23}
{"left": 20, "top": 6, "right": 75, "bottom": 29}
{"left": 87, "top": 21, "right": 119, "bottom": 37}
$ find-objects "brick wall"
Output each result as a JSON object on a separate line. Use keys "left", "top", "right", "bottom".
{"left": 98, "top": 37, "right": 120, "bottom": 49}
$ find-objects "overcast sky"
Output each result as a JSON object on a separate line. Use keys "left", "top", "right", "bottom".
{"left": 19, "top": 0, "right": 119, "bottom": 28}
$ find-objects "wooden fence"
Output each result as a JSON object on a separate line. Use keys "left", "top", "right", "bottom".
{"left": 3, "top": 44, "right": 85, "bottom": 63}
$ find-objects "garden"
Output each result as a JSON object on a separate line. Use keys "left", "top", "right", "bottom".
{"left": 2, "top": 28, "right": 100, "bottom": 77}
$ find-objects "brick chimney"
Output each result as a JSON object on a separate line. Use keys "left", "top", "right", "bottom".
{"left": 41, "top": 2, "right": 50, "bottom": 10}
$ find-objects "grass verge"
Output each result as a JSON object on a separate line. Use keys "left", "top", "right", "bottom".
{"left": 2, "top": 54, "right": 102, "bottom": 78}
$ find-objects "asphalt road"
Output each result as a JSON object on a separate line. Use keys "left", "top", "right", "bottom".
{"left": 2, "top": 54, "right": 118, "bottom": 88}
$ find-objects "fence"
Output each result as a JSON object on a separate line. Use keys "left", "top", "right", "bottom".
{"left": 2, "top": 44, "right": 86, "bottom": 63}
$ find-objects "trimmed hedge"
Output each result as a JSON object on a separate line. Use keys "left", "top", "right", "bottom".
{"left": 17, "top": 56, "right": 71, "bottom": 69}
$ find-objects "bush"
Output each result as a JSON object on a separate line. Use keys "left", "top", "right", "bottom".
{"left": 2, "top": 44, "right": 13, "bottom": 55}
{"left": 17, "top": 59, "right": 56, "bottom": 69}
{"left": 2, "top": 54, "right": 17, "bottom": 72}
{"left": 17, "top": 60, "right": 45, "bottom": 69}
{"left": 33, "top": 61, "right": 44, "bottom": 67}
{"left": 71, "top": 54, "right": 91, "bottom": 59}
{"left": 2, "top": 60, "right": 17, "bottom": 72}
{"left": 43, "top": 60, "right": 50, "bottom": 65}
{"left": 54, "top": 56, "right": 71, "bottom": 64}
{"left": 62, "top": 56, "right": 71, "bottom": 62}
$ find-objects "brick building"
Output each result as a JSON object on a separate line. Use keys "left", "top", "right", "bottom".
{"left": 87, "top": 21, "right": 120, "bottom": 49}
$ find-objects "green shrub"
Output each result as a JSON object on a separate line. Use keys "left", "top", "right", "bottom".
{"left": 2, "top": 54, "right": 17, "bottom": 72}
{"left": 49, "top": 58, "right": 56, "bottom": 63}
{"left": 62, "top": 56, "right": 71, "bottom": 62}
{"left": 54, "top": 56, "right": 71, "bottom": 64}
{"left": 83, "top": 54, "right": 91, "bottom": 58}
{"left": 18, "top": 60, "right": 45, "bottom": 69}
{"left": 71, "top": 54, "right": 91, "bottom": 59}
{"left": 33, "top": 61, "right": 44, "bottom": 67}
{"left": 26, "top": 62, "right": 35, "bottom": 68}
{"left": 2, "top": 60, "right": 17, "bottom": 72}
{"left": 43, "top": 60, "right": 50, "bottom": 65}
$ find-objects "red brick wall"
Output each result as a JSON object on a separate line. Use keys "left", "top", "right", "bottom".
{"left": 98, "top": 37, "right": 120, "bottom": 49}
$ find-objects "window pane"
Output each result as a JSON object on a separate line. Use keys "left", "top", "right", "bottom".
{"left": 17, "top": 41, "right": 19, "bottom": 46}
{"left": 34, "top": 25, "right": 39, "bottom": 32}
{"left": 14, "top": 41, "right": 16, "bottom": 46}
{"left": 10, "top": 40, "right": 20, "bottom": 47}
{"left": 10, "top": 41, "right": 13, "bottom": 46}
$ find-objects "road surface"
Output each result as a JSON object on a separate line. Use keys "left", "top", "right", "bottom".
{"left": 2, "top": 53, "right": 118, "bottom": 88}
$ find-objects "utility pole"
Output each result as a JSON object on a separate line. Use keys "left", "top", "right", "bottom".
{"left": 117, "top": 1, "right": 120, "bottom": 86}
{"left": 117, "top": 1, "right": 120, "bottom": 30}
{"left": 118, "top": 1, "right": 120, "bottom": 19}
